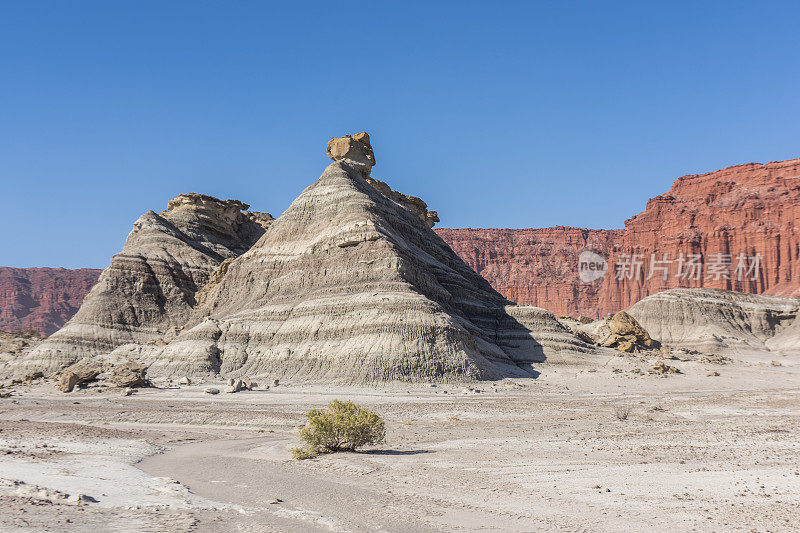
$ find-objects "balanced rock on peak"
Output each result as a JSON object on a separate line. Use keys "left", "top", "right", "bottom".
{"left": 137, "top": 133, "right": 591, "bottom": 381}
{"left": 326, "top": 132, "right": 375, "bottom": 176}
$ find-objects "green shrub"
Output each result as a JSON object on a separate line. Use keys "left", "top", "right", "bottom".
{"left": 292, "top": 399, "right": 386, "bottom": 459}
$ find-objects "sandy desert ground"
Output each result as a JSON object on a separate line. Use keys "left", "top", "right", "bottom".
{"left": 1, "top": 349, "right": 799, "bottom": 532}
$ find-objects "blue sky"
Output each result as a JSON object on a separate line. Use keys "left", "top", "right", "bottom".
{"left": 1, "top": 1, "right": 799, "bottom": 268}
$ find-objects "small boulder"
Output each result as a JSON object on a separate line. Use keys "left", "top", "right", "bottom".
{"left": 326, "top": 133, "right": 375, "bottom": 176}
{"left": 204, "top": 387, "right": 220, "bottom": 395}
{"left": 59, "top": 372, "right": 80, "bottom": 393}
{"left": 57, "top": 361, "right": 104, "bottom": 392}
{"left": 23, "top": 371, "right": 43, "bottom": 383}
{"left": 178, "top": 376, "right": 191, "bottom": 385}
{"left": 110, "top": 362, "right": 149, "bottom": 388}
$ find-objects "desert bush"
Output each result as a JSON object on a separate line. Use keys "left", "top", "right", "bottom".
{"left": 292, "top": 399, "right": 385, "bottom": 459}
{"left": 614, "top": 405, "right": 632, "bottom": 421}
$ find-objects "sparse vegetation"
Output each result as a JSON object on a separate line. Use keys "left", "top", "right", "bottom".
{"left": 292, "top": 399, "right": 386, "bottom": 459}
{"left": 614, "top": 405, "right": 632, "bottom": 421}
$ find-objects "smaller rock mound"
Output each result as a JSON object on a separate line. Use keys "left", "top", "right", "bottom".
{"left": 628, "top": 288, "right": 800, "bottom": 353}
{"left": 566, "top": 311, "right": 659, "bottom": 353}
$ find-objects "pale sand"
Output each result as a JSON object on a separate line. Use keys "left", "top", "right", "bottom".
{"left": 1, "top": 350, "right": 799, "bottom": 532}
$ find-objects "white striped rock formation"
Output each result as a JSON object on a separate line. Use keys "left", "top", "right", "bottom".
{"left": 14, "top": 194, "right": 272, "bottom": 375}
{"left": 627, "top": 288, "right": 800, "bottom": 353}
{"left": 141, "top": 134, "right": 591, "bottom": 381}
{"left": 9, "top": 133, "right": 592, "bottom": 382}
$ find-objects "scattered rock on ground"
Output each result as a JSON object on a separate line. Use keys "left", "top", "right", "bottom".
{"left": 651, "top": 360, "right": 681, "bottom": 375}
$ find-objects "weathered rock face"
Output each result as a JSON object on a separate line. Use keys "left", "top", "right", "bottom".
{"left": 365, "top": 177, "right": 439, "bottom": 228}
{"left": 0, "top": 268, "right": 101, "bottom": 335}
{"left": 16, "top": 194, "right": 273, "bottom": 375}
{"left": 627, "top": 288, "right": 800, "bottom": 353}
{"left": 601, "top": 159, "right": 800, "bottom": 314}
{"left": 139, "top": 146, "right": 591, "bottom": 382}
{"left": 436, "top": 227, "right": 620, "bottom": 317}
{"left": 9, "top": 133, "right": 591, "bottom": 383}
{"left": 439, "top": 158, "right": 800, "bottom": 317}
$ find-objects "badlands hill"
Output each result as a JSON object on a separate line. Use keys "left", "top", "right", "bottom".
{"left": 17, "top": 194, "right": 273, "bottom": 375}
{"left": 9, "top": 133, "right": 590, "bottom": 382}
{"left": 627, "top": 288, "right": 800, "bottom": 354}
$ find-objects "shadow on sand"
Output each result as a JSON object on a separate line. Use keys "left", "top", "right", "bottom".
{"left": 360, "top": 449, "right": 431, "bottom": 456}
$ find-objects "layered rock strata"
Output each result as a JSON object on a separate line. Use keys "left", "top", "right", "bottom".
{"left": 438, "top": 158, "right": 800, "bottom": 317}
{"left": 17, "top": 195, "right": 273, "bottom": 374}
{"left": 627, "top": 288, "right": 800, "bottom": 353}
{"left": 136, "top": 135, "right": 592, "bottom": 381}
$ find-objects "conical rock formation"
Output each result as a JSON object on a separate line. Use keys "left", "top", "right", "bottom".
{"left": 14, "top": 194, "right": 272, "bottom": 375}
{"left": 143, "top": 151, "right": 591, "bottom": 382}
{"left": 10, "top": 133, "right": 591, "bottom": 382}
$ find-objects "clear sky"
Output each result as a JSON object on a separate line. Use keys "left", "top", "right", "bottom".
{"left": 1, "top": 1, "right": 799, "bottom": 268}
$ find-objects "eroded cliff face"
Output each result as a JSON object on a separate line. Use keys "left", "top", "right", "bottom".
{"left": 435, "top": 227, "right": 621, "bottom": 318}
{"left": 438, "top": 158, "right": 800, "bottom": 317}
{"left": 600, "top": 159, "right": 800, "bottom": 314}
{"left": 0, "top": 268, "right": 101, "bottom": 335}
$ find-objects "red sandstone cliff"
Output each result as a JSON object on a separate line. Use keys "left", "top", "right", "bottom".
{"left": 438, "top": 158, "right": 800, "bottom": 317}
{"left": 0, "top": 268, "right": 101, "bottom": 335}
{"left": 435, "top": 227, "right": 621, "bottom": 317}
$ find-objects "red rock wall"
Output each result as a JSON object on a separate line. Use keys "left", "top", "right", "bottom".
{"left": 0, "top": 268, "right": 101, "bottom": 336}
{"left": 438, "top": 158, "right": 800, "bottom": 317}
{"left": 435, "top": 227, "right": 620, "bottom": 318}
{"left": 599, "top": 159, "right": 800, "bottom": 313}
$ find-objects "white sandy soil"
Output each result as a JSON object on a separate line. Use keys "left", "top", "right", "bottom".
{"left": 0, "top": 349, "right": 799, "bottom": 532}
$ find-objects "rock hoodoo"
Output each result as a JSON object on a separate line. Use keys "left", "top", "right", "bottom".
{"left": 9, "top": 133, "right": 591, "bottom": 382}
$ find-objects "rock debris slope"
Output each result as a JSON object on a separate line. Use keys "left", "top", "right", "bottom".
{"left": 627, "top": 288, "right": 800, "bottom": 353}
{"left": 16, "top": 194, "right": 272, "bottom": 375}
{"left": 142, "top": 133, "right": 591, "bottom": 382}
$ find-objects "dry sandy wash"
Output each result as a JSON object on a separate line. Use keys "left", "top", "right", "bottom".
{"left": 1, "top": 348, "right": 798, "bottom": 532}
